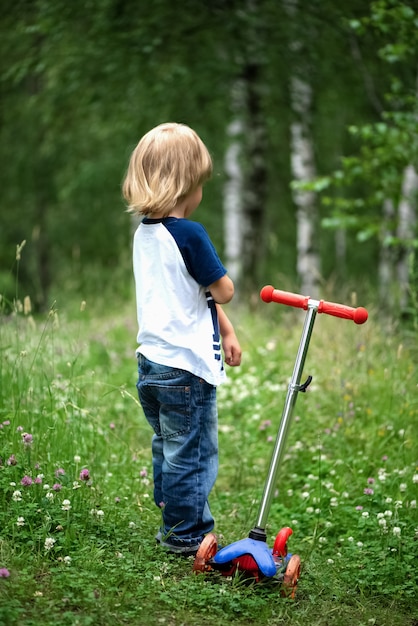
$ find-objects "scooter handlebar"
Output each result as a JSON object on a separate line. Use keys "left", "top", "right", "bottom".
{"left": 260, "top": 285, "right": 368, "bottom": 324}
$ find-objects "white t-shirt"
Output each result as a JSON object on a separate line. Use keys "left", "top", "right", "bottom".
{"left": 133, "top": 217, "right": 227, "bottom": 386}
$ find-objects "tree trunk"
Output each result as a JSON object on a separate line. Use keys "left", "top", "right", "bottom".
{"left": 378, "top": 198, "right": 396, "bottom": 312}
{"left": 396, "top": 163, "right": 418, "bottom": 312}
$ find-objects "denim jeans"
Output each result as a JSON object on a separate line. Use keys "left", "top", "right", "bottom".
{"left": 137, "top": 354, "right": 218, "bottom": 548}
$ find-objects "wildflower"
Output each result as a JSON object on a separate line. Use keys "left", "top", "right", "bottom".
{"left": 327, "top": 559, "right": 334, "bottom": 565}
{"left": 367, "top": 477, "right": 375, "bottom": 484}
{"left": 400, "top": 483, "right": 407, "bottom": 492}
{"left": 63, "top": 556, "right": 72, "bottom": 565}
{"left": 115, "top": 497, "right": 121, "bottom": 503}
{"left": 79, "top": 468, "right": 90, "bottom": 481}
{"left": 7, "top": 455, "right": 17, "bottom": 466}
{"left": 393, "top": 526, "right": 401, "bottom": 537}
{"left": 384, "top": 510, "right": 393, "bottom": 518}
{"left": 21, "top": 476, "right": 33, "bottom": 486}
{"left": 410, "top": 500, "right": 416, "bottom": 509}
{"left": 301, "top": 491, "right": 310, "bottom": 499}
{"left": 362, "top": 511, "right": 369, "bottom": 518}
{"left": 3, "top": 420, "right": 10, "bottom": 426}
{"left": 129, "top": 521, "right": 136, "bottom": 528}
{"left": 413, "top": 474, "right": 418, "bottom": 484}
{"left": 16, "top": 426, "right": 23, "bottom": 432}
{"left": 378, "top": 518, "right": 387, "bottom": 529}
{"left": 74, "top": 455, "right": 81, "bottom": 463}
{"left": 12, "top": 490, "right": 22, "bottom": 502}
{"left": 34, "top": 476, "right": 43, "bottom": 484}
{"left": 96, "top": 510, "right": 104, "bottom": 517}
{"left": 44, "top": 537, "right": 56, "bottom": 551}
{"left": 357, "top": 542, "right": 364, "bottom": 548}
{"left": 394, "top": 500, "right": 403, "bottom": 509}
{"left": 0, "top": 568, "right": 10, "bottom": 578}
{"left": 356, "top": 505, "right": 363, "bottom": 511}
{"left": 73, "top": 481, "right": 81, "bottom": 489}
{"left": 46, "top": 492, "right": 54, "bottom": 501}
{"left": 16, "top": 517, "right": 25, "bottom": 527}
{"left": 364, "top": 488, "right": 374, "bottom": 495}
{"left": 140, "top": 468, "right": 148, "bottom": 478}
{"left": 385, "top": 497, "right": 392, "bottom": 504}
{"left": 287, "top": 489, "right": 293, "bottom": 497}
{"left": 109, "top": 423, "right": 115, "bottom": 430}
{"left": 61, "top": 499, "right": 71, "bottom": 511}
{"left": 22, "top": 433, "right": 33, "bottom": 446}
{"left": 52, "top": 483, "right": 62, "bottom": 491}
{"left": 330, "top": 497, "right": 338, "bottom": 506}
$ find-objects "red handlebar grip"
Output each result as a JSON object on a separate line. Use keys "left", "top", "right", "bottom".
{"left": 260, "top": 285, "right": 310, "bottom": 310}
{"left": 260, "top": 285, "right": 368, "bottom": 324}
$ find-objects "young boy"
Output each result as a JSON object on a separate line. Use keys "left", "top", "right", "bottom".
{"left": 123, "top": 122, "right": 242, "bottom": 555}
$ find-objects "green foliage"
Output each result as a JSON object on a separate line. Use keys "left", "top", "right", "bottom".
{"left": 296, "top": 0, "right": 418, "bottom": 244}
{"left": 0, "top": 289, "right": 417, "bottom": 625}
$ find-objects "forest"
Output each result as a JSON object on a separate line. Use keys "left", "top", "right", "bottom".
{"left": 0, "top": 0, "right": 417, "bottom": 315}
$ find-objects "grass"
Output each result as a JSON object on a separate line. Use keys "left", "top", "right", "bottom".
{"left": 0, "top": 293, "right": 417, "bottom": 626}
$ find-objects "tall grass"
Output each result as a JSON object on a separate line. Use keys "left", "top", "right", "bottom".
{"left": 0, "top": 292, "right": 417, "bottom": 626}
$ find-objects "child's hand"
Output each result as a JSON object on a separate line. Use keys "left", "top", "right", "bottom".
{"left": 222, "top": 332, "right": 242, "bottom": 367}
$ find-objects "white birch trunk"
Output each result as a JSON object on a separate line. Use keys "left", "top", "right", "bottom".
{"left": 289, "top": 76, "right": 320, "bottom": 296}
{"left": 223, "top": 118, "right": 244, "bottom": 289}
{"left": 396, "top": 163, "right": 418, "bottom": 310}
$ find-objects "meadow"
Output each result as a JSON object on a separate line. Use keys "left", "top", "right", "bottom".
{"left": 0, "top": 290, "right": 417, "bottom": 626}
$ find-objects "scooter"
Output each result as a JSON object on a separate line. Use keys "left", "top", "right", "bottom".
{"left": 193, "top": 285, "right": 368, "bottom": 597}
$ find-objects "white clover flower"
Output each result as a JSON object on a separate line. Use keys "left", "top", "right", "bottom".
{"left": 128, "top": 521, "right": 136, "bottom": 528}
{"left": 16, "top": 516, "right": 25, "bottom": 526}
{"left": 306, "top": 507, "right": 314, "bottom": 514}
{"left": 410, "top": 500, "right": 416, "bottom": 509}
{"left": 330, "top": 497, "right": 338, "bottom": 507}
{"left": 63, "top": 556, "right": 72, "bottom": 565}
{"left": 385, "top": 497, "right": 393, "bottom": 504}
{"left": 43, "top": 484, "right": 50, "bottom": 490}
{"left": 413, "top": 474, "right": 418, "bottom": 484}
{"left": 362, "top": 511, "right": 369, "bottom": 518}
{"left": 12, "top": 490, "right": 22, "bottom": 502}
{"left": 287, "top": 489, "right": 293, "bottom": 496}
{"left": 319, "top": 536, "right": 327, "bottom": 544}
{"left": 9, "top": 482, "right": 16, "bottom": 487}
{"left": 327, "top": 558, "right": 334, "bottom": 564}
{"left": 61, "top": 499, "right": 71, "bottom": 511}
{"left": 384, "top": 510, "right": 393, "bottom": 518}
{"left": 348, "top": 536, "right": 354, "bottom": 542}
{"left": 74, "top": 455, "right": 81, "bottom": 463}
{"left": 393, "top": 526, "right": 401, "bottom": 537}
{"left": 357, "top": 541, "right": 364, "bottom": 548}
{"left": 73, "top": 481, "right": 81, "bottom": 490}
{"left": 301, "top": 491, "right": 310, "bottom": 499}
{"left": 44, "top": 537, "right": 56, "bottom": 551}
{"left": 96, "top": 510, "right": 104, "bottom": 517}
{"left": 399, "top": 483, "right": 407, "bottom": 492}
{"left": 378, "top": 518, "right": 387, "bottom": 528}
{"left": 46, "top": 492, "right": 54, "bottom": 500}
{"left": 394, "top": 500, "right": 403, "bottom": 509}
{"left": 377, "top": 512, "right": 384, "bottom": 519}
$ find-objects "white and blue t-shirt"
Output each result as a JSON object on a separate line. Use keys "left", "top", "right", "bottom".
{"left": 133, "top": 217, "right": 227, "bottom": 386}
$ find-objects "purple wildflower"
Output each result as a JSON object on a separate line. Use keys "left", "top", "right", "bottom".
{"left": 22, "top": 433, "right": 33, "bottom": 446}
{"left": 364, "top": 488, "right": 374, "bottom": 496}
{"left": 367, "top": 477, "right": 375, "bottom": 484}
{"left": 7, "top": 455, "right": 17, "bottom": 466}
{"left": 356, "top": 505, "right": 363, "bottom": 511}
{"left": 140, "top": 469, "right": 147, "bottom": 478}
{"left": 0, "top": 568, "right": 10, "bottom": 578}
{"left": 55, "top": 468, "right": 65, "bottom": 477}
{"left": 79, "top": 468, "right": 90, "bottom": 481}
{"left": 21, "top": 476, "right": 33, "bottom": 486}
{"left": 52, "top": 483, "right": 62, "bottom": 491}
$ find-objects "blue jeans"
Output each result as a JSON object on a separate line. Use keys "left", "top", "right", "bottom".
{"left": 137, "top": 354, "right": 218, "bottom": 548}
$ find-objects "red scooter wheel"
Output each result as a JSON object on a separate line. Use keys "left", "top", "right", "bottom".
{"left": 193, "top": 533, "right": 218, "bottom": 573}
{"left": 282, "top": 554, "right": 301, "bottom": 598}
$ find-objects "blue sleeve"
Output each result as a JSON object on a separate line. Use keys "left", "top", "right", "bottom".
{"left": 164, "top": 219, "right": 227, "bottom": 287}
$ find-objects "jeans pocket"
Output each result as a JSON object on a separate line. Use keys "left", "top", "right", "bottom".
{"left": 138, "top": 380, "right": 191, "bottom": 439}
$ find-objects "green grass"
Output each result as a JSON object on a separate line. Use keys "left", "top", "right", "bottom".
{"left": 0, "top": 296, "right": 417, "bottom": 626}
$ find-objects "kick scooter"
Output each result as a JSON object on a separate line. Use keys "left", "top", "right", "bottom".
{"left": 193, "top": 285, "right": 368, "bottom": 597}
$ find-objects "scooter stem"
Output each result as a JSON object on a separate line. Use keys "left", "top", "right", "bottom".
{"left": 250, "top": 302, "right": 318, "bottom": 540}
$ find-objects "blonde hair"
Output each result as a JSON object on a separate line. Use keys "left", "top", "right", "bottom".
{"left": 122, "top": 122, "right": 213, "bottom": 216}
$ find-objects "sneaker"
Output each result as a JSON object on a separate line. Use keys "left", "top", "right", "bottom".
{"left": 155, "top": 531, "right": 201, "bottom": 557}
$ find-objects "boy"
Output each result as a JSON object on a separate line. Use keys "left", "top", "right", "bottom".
{"left": 123, "top": 122, "right": 242, "bottom": 555}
